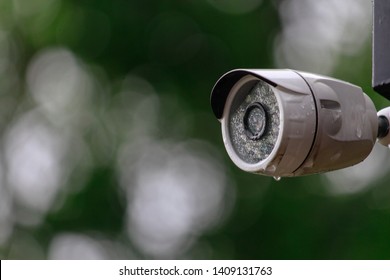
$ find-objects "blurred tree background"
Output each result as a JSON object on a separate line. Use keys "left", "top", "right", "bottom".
{"left": 0, "top": 0, "right": 390, "bottom": 260}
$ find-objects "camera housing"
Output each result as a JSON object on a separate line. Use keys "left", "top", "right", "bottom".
{"left": 211, "top": 69, "right": 378, "bottom": 177}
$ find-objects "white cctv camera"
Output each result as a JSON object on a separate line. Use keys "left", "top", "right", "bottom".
{"left": 211, "top": 69, "right": 390, "bottom": 177}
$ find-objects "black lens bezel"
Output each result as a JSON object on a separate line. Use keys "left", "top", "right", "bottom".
{"left": 243, "top": 102, "right": 268, "bottom": 140}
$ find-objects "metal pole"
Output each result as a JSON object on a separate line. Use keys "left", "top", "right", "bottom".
{"left": 373, "top": 0, "right": 390, "bottom": 100}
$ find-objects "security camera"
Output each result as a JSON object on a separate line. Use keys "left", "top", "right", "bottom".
{"left": 210, "top": 69, "right": 384, "bottom": 177}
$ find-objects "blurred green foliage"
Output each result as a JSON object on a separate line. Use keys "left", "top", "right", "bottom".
{"left": 0, "top": 0, "right": 390, "bottom": 260}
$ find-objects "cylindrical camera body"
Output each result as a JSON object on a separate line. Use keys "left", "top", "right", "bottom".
{"left": 211, "top": 69, "right": 378, "bottom": 177}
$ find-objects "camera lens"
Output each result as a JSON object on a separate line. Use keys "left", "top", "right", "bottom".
{"left": 227, "top": 79, "right": 280, "bottom": 164}
{"left": 243, "top": 102, "right": 267, "bottom": 140}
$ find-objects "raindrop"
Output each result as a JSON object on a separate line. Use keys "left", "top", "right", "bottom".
{"left": 332, "top": 111, "right": 341, "bottom": 122}
{"left": 330, "top": 152, "right": 341, "bottom": 162}
{"left": 266, "top": 164, "right": 276, "bottom": 172}
{"left": 302, "top": 159, "right": 314, "bottom": 169}
{"left": 356, "top": 126, "right": 362, "bottom": 138}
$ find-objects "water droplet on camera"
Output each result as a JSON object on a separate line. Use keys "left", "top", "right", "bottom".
{"left": 329, "top": 110, "right": 341, "bottom": 125}
{"left": 356, "top": 126, "right": 362, "bottom": 138}
{"left": 330, "top": 152, "right": 341, "bottom": 161}
{"left": 266, "top": 164, "right": 276, "bottom": 172}
{"left": 302, "top": 159, "right": 314, "bottom": 168}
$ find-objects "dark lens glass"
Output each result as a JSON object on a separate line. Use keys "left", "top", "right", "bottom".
{"left": 243, "top": 102, "right": 267, "bottom": 140}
